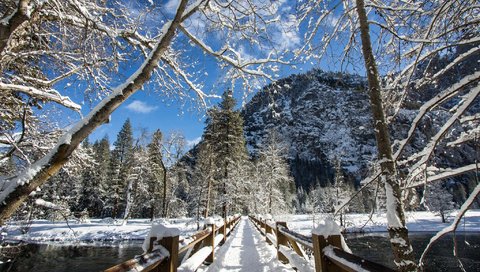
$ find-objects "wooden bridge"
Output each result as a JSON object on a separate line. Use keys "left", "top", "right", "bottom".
{"left": 105, "top": 215, "right": 395, "bottom": 272}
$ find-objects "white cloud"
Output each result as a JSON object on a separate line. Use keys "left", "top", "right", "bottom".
{"left": 273, "top": 14, "right": 301, "bottom": 50}
{"left": 186, "top": 136, "right": 201, "bottom": 148}
{"left": 164, "top": 0, "right": 179, "bottom": 14}
{"left": 126, "top": 100, "right": 158, "bottom": 113}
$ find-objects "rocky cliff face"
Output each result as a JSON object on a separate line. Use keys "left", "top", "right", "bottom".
{"left": 242, "top": 70, "right": 376, "bottom": 188}
{"left": 241, "top": 68, "right": 478, "bottom": 194}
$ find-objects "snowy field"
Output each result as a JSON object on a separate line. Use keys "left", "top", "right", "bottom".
{"left": 276, "top": 210, "right": 480, "bottom": 236}
{"left": 1, "top": 217, "right": 203, "bottom": 245}
{"left": 2, "top": 210, "right": 479, "bottom": 245}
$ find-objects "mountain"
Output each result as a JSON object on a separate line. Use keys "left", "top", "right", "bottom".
{"left": 242, "top": 70, "right": 375, "bottom": 189}
{"left": 241, "top": 68, "right": 478, "bottom": 194}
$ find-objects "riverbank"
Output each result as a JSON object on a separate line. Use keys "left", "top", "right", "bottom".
{"left": 1, "top": 210, "right": 479, "bottom": 245}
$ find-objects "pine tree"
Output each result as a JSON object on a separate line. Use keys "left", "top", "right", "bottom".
{"left": 92, "top": 136, "right": 111, "bottom": 217}
{"left": 201, "top": 90, "right": 249, "bottom": 218}
{"left": 77, "top": 139, "right": 101, "bottom": 217}
{"left": 147, "top": 130, "right": 166, "bottom": 220}
{"left": 109, "top": 119, "right": 134, "bottom": 218}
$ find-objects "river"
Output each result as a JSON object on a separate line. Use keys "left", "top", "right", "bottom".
{"left": 1, "top": 233, "right": 479, "bottom": 271}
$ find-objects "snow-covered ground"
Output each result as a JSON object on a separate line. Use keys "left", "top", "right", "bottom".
{"left": 199, "top": 217, "right": 293, "bottom": 272}
{"left": 275, "top": 210, "right": 480, "bottom": 236}
{"left": 1, "top": 210, "right": 479, "bottom": 245}
{"left": 1, "top": 218, "right": 203, "bottom": 245}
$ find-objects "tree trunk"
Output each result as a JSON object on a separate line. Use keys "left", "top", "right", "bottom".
{"left": 204, "top": 156, "right": 213, "bottom": 218}
{"left": 354, "top": 0, "right": 417, "bottom": 271}
{"left": 0, "top": 0, "right": 32, "bottom": 56}
{"left": 0, "top": 0, "right": 191, "bottom": 225}
{"left": 160, "top": 160, "right": 168, "bottom": 218}
{"left": 122, "top": 178, "right": 135, "bottom": 224}
{"left": 150, "top": 202, "right": 155, "bottom": 221}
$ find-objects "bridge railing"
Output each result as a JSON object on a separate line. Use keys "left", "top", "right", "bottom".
{"left": 105, "top": 215, "right": 241, "bottom": 272}
{"left": 249, "top": 215, "right": 396, "bottom": 272}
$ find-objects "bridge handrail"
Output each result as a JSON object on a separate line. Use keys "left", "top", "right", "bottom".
{"left": 104, "top": 215, "right": 241, "bottom": 272}
{"left": 249, "top": 214, "right": 396, "bottom": 272}
{"left": 277, "top": 225, "right": 313, "bottom": 250}
{"left": 104, "top": 248, "right": 168, "bottom": 272}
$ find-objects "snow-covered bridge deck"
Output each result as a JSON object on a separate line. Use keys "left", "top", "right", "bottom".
{"left": 201, "top": 217, "right": 293, "bottom": 272}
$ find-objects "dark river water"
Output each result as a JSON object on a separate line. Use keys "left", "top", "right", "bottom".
{"left": 345, "top": 232, "right": 480, "bottom": 271}
{"left": 1, "top": 233, "right": 479, "bottom": 271}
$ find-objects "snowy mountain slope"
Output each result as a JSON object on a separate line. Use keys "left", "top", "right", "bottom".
{"left": 242, "top": 70, "right": 376, "bottom": 188}
{"left": 241, "top": 69, "right": 478, "bottom": 193}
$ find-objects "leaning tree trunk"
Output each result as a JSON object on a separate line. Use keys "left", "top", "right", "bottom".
{"left": 355, "top": 0, "right": 417, "bottom": 271}
{"left": 0, "top": 0, "right": 191, "bottom": 225}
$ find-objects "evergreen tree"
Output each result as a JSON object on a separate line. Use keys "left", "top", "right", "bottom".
{"left": 109, "top": 119, "right": 134, "bottom": 218}
{"left": 201, "top": 90, "right": 249, "bottom": 217}
{"left": 92, "top": 136, "right": 111, "bottom": 217}
{"left": 147, "top": 130, "right": 165, "bottom": 219}
{"left": 77, "top": 139, "right": 101, "bottom": 217}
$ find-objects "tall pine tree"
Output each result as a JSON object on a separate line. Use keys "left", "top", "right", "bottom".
{"left": 147, "top": 130, "right": 166, "bottom": 219}
{"left": 201, "top": 90, "right": 249, "bottom": 218}
{"left": 109, "top": 119, "right": 134, "bottom": 218}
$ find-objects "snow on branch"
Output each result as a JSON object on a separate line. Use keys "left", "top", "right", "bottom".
{"left": 34, "top": 198, "right": 67, "bottom": 211}
{"left": 0, "top": 0, "right": 194, "bottom": 223}
{"left": 394, "top": 72, "right": 480, "bottom": 161}
{"left": 403, "top": 84, "right": 480, "bottom": 186}
{"left": 0, "top": 82, "right": 82, "bottom": 111}
{"left": 407, "top": 164, "right": 479, "bottom": 189}
{"left": 179, "top": 25, "right": 278, "bottom": 80}
{"left": 419, "top": 182, "right": 480, "bottom": 268}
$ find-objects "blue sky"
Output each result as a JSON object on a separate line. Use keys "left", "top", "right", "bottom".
{"left": 70, "top": 0, "right": 357, "bottom": 149}
{"left": 88, "top": 91, "right": 207, "bottom": 147}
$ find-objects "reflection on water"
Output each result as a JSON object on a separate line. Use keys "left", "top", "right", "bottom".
{"left": 345, "top": 232, "right": 480, "bottom": 271}
{"left": 0, "top": 241, "right": 143, "bottom": 272}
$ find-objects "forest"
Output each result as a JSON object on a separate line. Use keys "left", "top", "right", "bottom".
{"left": 1, "top": 0, "right": 479, "bottom": 271}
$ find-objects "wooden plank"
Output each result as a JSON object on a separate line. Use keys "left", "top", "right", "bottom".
{"left": 104, "top": 250, "right": 167, "bottom": 272}
{"left": 178, "top": 229, "right": 210, "bottom": 254}
{"left": 325, "top": 246, "right": 396, "bottom": 272}
{"left": 276, "top": 222, "right": 289, "bottom": 263}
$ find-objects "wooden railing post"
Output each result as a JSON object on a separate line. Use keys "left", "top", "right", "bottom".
{"left": 265, "top": 220, "right": 272, "bottom": 245}
{"left": 206, "top": 223, "right": 216, "bottom": 263}
{"left": 157, "top": 235, "right": 179, "bottom": 272}
{"left": 312, "top": 233, "right": 342, "bottom": 272}
{"left": 261, "top": 219, "right": 266, "bottom": 235}
{"left": 222, "top": 218, "right": 227, "bottom": 243}
{"left": 276, "top": 222, "right": 289, "bottom": 264}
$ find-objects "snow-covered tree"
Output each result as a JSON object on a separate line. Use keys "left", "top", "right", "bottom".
{"left": 424, "top": 181, "right": 456, "bottom": 223}
{"left": 298, "top": 0, "right": 479, "bottom": 269}
{"left": 108, "top": 119, "right": 134, "bottom": 218}
{"left": 0, "top": 0, "right": 296, "bottom": 224}
{"left": 161, "top": 131, "right": 187, "bottom": 218}
{"left": 330, "top": 158, "right": 352, "bottom": 226}
{"left": 254, "top": 132, "right": 295, "bottom": 215}
{"left": 91, "top": 136, "right": 111, "bottom": 217}
{"left": 191, "top": 142, "right": 214, "bottom": 219}
{"left": 201, "top": 90, "right": 250, "bottom": 217}
{"left": 147, "top": 130, "right": 165, "bottom": 219}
